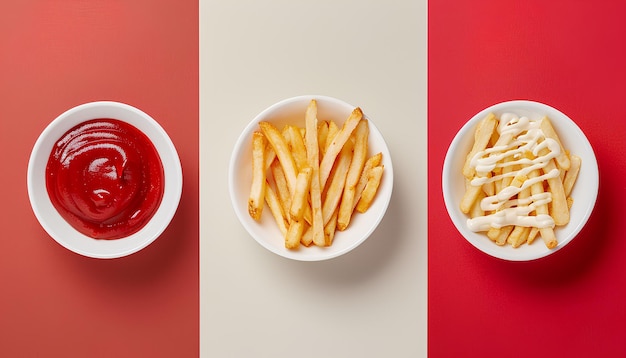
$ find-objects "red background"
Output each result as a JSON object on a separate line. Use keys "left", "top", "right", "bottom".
{"left": 0, "top": 1, "right": 198, "bottom": 357}
{"left": 429, "top": 1, "right": 626, "bottom": 357}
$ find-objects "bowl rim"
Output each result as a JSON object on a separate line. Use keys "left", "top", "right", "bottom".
{"left": 27, "top": 101, "right": 183, "bottom": 259}
{"left": 442, "top": 99, "right": 599, "bottom": 261}
{"left": 228, "top": 94, "right": 394, "bottom": 261}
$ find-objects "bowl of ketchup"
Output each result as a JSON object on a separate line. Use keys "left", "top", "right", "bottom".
{"left": 28, "top": 101, "right": 182, "bottom": 258}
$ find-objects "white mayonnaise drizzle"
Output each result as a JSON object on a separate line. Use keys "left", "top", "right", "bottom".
{"left": 466, "top": 113, "right": 561, "bottom": 232}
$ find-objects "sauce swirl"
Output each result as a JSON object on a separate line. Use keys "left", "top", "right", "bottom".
{"left": 46, "top": 119, "right": 164, "bottom": 239}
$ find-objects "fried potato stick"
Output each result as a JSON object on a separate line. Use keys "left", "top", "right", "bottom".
{"left": 356, "top": 165, "right": 384, "bottom": 213}
{"left": 494, "top": 226, "right": 514, "bottom": 246}
{"left": 304, "top": 99, "right": 325, "bottom": 247}
{"left": 324, "top": 120, "right": 340, "bottom": 155}
{"left": 270, "top": 160, "right": 292, "bottom": 224}
{"left": 322, "top": 140, "right": 353, "bottom": 237}
{"left": 460, "top": 180, "right": 485, "bottom": 214}
{"left": 351, "top": 153, "right": 383, "bottom": 214}
{"left": 319, "top": 107, "right": 362, "bottom": 189}
{"left": 317, "top": 121, "right": 329, "bottom": 156}
{"left": 563, "top": 154, "right": 581, "bottom": 197}
{"left": 300, "top": 225, "right": 313, "bottom": 247}
{"left": 541, "top": 116, "right": 570, "bottom": 170}
{"left": 285, "top": 219, "right": 304, "bottom": 249}
{"left": 537, "top": 147, "right": 569, "bottom": 226}
{"left": 527, "top": 227, "right": 539, "bottom": 245}
{"left": 528, "top": 168, "right": 558, "bottom": 249}
{"left": 463, "top": 113, "right": 497, "bottom": 179}
{"left": 463, "top": 119, "right": 516, "bottom": 214}
{"left": 469, "top": 190, "right": 486, "bottom": 219}
{"left": 289, "top": 167, "right": 312, "bottom": 222}
{"left": 285, "top": 125, "right": 308, "bottom": 172}
{"left": 263, "top": 142, "right": 276, "bottom": 171}
{"left": 263, "top": 179, "right": 288, "bottom": 237}
{"left": 482, "top": 171, "right": 495, "bottom": 197}
{"left": 492, "top": 173, "right": 525, "bottom": 245}
{"left": 259, "top": 121, "right": 299, "bottom": 196}
{"left": 324, "top": 206, "right": 339, "bottom": 246}
{"left": 337, "top": 119, "right": 369, "bottom": 231}
{"left": 508, "top": 226, "right": 531, "bottom": 248}
{"left": 508, "top": 186, "right": 532, "bottom": 248}
{"left": 248, "top": 131, "right": 266, "bottom": 221}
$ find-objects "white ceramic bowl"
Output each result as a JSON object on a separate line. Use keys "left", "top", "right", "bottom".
{"left": 27, "top": 101, "right": 183, "bottom": 259}
{"left": 229, "top": 95, "right": 393, "bottom": 261}
{"left": 443, "top": 100, "right": 598, "bottom": 261}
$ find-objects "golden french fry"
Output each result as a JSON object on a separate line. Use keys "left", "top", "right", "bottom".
{"left": 301, "top": 225, "right": 313, "bottom": 247}
{"left": 317, "top": 121, "right": 329, "bottom": 156}
{"left": 268, "top": 124, "right": 313, "bottom": 226}
{"left": 527, "top": 227, "right": 539, "bottom": 245}
{"left": 469, "top": 190, "right": 485, "bottom": 219}
{"left": 508, "top": 226, "right": 531, "bottom": 248}
{"left": 495, "top": 226, "right": 514, "bottom": 246}
{"left": 347, "top": 152, "right": 383, "bottom": 220}
{"left": 463, "top": 113, "right": 497, "bottom": 179}
{"left": 259, "top": 121, "right": 299, "bottom": 196}
{"left": 563, "top": 154, "right": 581, "bottom": 197}
{"left": 321, "top": 140, "right": 353, "bottom": 241}
{"left": 492, "top": 167, "right": 503, "bottom": 194}
{"left": 486, "top": 227, "right": 500, "bottom": 241}
{"left": 500, "top": 158, "right": 515, "bottom": 188}
{"left": 541, "top": 116, "right": 570, "bottom": 170}
{"left": 324, "top": 207, "right": 339, "bottom": 246}
{"left": 319, "top": 107, "right": 362, "bottom": 189}
{"left": 285, "top": 219, "right": 304, "bottom": 249}
{"left": 263, "top": 180, "right": 288, "bottom": 237}
{"left": 485, "top": 225, "right": 498, "bottom": 240}
{"left": 303, "top": 99, "right": 325, "bottom": 247}
{"left": 270, "top": 160, "right": 292, "bottom": 224}
{"left": 263, "top": 142, "right": 276, "bottom": 171}
{"left": 289, "top": 167, "right": 312, "bottom": 222}
{"left": 248, "top": 131, "right": 266, "bottom": 221}
{"left": 528, "top": 168, "right": 558, "bottom": 249}
{"left": 492, "top": 173, "right": 525, "bottom": 245}
{"left": 460, "top": 180, "right": 484, "bottom": 214}
{"left": 539, "top": 227, "right": 558, "bottom": 249}
{"left": 271, "top": 129, "right": 313, "bottom": 227}
{"left": 507, "top": 183, "right": 530, "bottom": 248}
{"left": 507, "top": 186, "right": 532, "bottom": 248}
{"left": 537, "top": 149, "right": 569, "bottom": 226}
{"left": 489, "top": 125, "right": 500, "bottom": 147}
{"left": 356, "top": 165, "right": 384, "bottom": 213}
{"left": 324, "top": 120, "right": 340, "bottom": 154}
{"left": 481, "top": 161, "right": 515, "bottom": 232}
{"left": 285, "top": 125, "right": 308, "bottom": 172}
{"left": 547, "top": 176, "right": 569, "bottom": 226}
{"left": 337, "top": 119, "right": 369, "bottom": 231}
{"left": 489, "top": 125, "right": 515, "bottom": 153}
{"left": 481, "top": 171, "right": 495, "bottom": 197}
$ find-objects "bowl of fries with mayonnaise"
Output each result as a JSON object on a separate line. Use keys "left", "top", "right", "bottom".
{"left": 443, "top": 100, "right": 598, "bottom": 261}
{"left": 229, "top": 95, "right": 393, "bottom": 261}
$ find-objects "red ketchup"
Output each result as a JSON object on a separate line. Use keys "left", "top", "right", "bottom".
{"left": 46, "top": 119, "right": 164, "bottom": 240}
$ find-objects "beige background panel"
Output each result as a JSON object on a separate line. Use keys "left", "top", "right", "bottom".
{"left": 200, "top": 1, "right": 427, "bottom": 357}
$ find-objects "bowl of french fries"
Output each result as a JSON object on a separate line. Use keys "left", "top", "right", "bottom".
{"left": 229, "top": 95, "right": 393, "bottom": 261}
{"left": 443, "top": 100, "right": 598, "bottom": 261}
